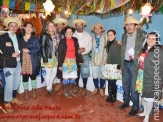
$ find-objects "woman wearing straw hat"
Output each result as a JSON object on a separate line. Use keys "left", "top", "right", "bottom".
{"left": 91, "top": 23, "right": 107, "bottom": 96}
{"left": 0, "top": 17, "right": 22, "bottom": 112}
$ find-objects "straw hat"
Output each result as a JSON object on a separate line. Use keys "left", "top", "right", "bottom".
{"left": 72, "top": 19, "right": 87, "bottom": 28}
{"left": 91, "top": 23, "right": 105, "bottom": 32}
{"left": 0, "top": 17, "right": 6, "bottom": 23}
{"left": 3, "top": 17, "right": 21, "bottom": 28}
{"left": 53, "top": 18, "right": 68, "bottom": 26}
{"left": 124, "top": 16, "right": 140, "bottom": 27}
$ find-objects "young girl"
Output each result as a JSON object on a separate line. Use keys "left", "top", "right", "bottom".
{"left": 136, "top": 32, "right": 163, "bottom": 122}
{"left": 21, "top": 22, "right": 41, "bottom": 100}
{"left": 58, "top": 26, "right": 83, "bottom": 98}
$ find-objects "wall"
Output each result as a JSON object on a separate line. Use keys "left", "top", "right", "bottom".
{"left": 70, "top": 11, "right": 163, "bottom": 44}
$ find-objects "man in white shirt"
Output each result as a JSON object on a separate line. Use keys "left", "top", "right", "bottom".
{"left": 72, "top": 19, "right": 92, "bottom": 96}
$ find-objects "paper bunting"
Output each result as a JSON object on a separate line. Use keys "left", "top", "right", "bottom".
{"left": 31, "top": 13, "right": 36, "bottom": 18}
{"left": 30, "top": 3, "right": 35, "bottom": 11}
{"left": 20, "top": 2, "right": 25, "bottom": 9}
{"left": 45, "top": 12, "right": 51, "bottom": 17}
{"left": 0, "top": 0, "right": 3, "bottom": 7}
{"left": 9, "top": 0, "right": 15, "bottom": 9}
{"left": 35, "top": 5, "right": 40, "bottom": 12}
{"left": 25, "top": 2, "right": 30, "bottom": 11}
{"left": 15, "top": 0, "right": 20, "bottom": 9}
{"left": 3, "top": 0, "right": 9, "bottom": 6}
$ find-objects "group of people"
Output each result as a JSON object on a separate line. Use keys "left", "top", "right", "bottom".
{"left": 0, "top": 16, "right": 162, "bottom": 122}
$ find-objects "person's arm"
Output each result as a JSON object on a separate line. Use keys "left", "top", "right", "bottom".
{"left": 82, "top": 34, "right": 92, "bottom": 55}
{"left": 40, "top": 34, "right": 48, "bottom": 63}
{"left": 102, "top": 35, "right": 108, "bottom": 65}
{"left": 29, "top": 37, "right": 41, "bottom": 54}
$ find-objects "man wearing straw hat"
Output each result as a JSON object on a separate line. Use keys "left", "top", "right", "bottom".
{"left": 119, "top": 16, "right": 147, "bottom": 116}
{"left": 53, "top": 18, "right": 68, "bottom": 91}
{"left": 91, "top": 23, "right": 107, "bottom": 96}
{"left": 0, "top": 17, "right": 23, "bottom": 112}
{"left": 72, "top": 19, "right": 92, "bottom": 96}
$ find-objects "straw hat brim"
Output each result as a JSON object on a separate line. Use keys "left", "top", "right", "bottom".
{"left": 3, "top": 17, "right": 21, "bottom": 28}
{"left": 72, "top": 19, "right": 87, "bottom": 28}
{"left": 124, "top": 17, "right": 140, "bottom": 27}
{"left": 53, "top": 18, "right": 69, "bottom": 27}
{"left": 91, "top": 23, "right": 105, "bottom": 32}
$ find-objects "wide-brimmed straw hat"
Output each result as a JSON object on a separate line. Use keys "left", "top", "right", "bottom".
{"left": 3, "top": 17, "right": 21, "bottom": 28}
{"left": 72, "top": 19, "right": 87, "bottom": 28}
{"left": 91, "top": 23, "right": 105, "bottom": 32}
{"left": 53, "top": 18, "right": 68, "bottom": 26}
{"left": 124, "top": 16, "right": 140, "bottom": 27}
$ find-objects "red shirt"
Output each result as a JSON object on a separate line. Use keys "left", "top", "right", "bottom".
{"left": 66, "top": 37, "right": 75, "bottom": 58}
{"left": 138, "top": 52, "right": 148, "bottom": 70}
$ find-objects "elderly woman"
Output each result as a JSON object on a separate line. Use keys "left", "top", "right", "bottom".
{"left": 58, "top": 26, "right": 83, "bottom": 98}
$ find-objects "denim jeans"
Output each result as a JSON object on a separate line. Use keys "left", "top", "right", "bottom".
{"left": 0, "top": 68, "right": 5, "bottom": 88}
{"left": 80, "top": 55, "right": 90, "bottom": 78}
{"left": 92, "top": 65, "right": 104, "bottom": 79}
{"left": 3, "top": 61, "right": 21, "bottom": 102}
{"left": 122, "top": 60, "right": 139, "bottom": 110}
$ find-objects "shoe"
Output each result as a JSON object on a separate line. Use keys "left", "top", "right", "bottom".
{"left": 81, "top": 88, "right": 87, "bottom": 96}
{"left": 47, "top": 89, "right": 55, "bottom": 95}
{"left": 128, "top": 109, "right": 138, "bottom": 116}
{"left": 11, "top": 98, "right": 22, "bottom": 105}
{"left": 55, "top": 83, "right": 62, "bottom": 91}
{"left": 73, "top": 86, "right": 80, "bottom": 93}
{"left": 5, "top": 103, "right": 14, "bottom": 113}
{"left": 69, "top": 83, "right": 77, "bottom": 97}
{"left": 62, "top": 84, "right": 72, "bottom": 98}
{"left": 32, "top": 89, "right": 37, "bottom": 99}
{"left": 106, "top": 96, "right": 111, "bottom": 102}
{"left": 92, "top": 88, "right": 98, "bottom": 95}
{"left": 99, "top": 89, "right": 104, "bottom": 96}
{"left": 119, "top": 102, "right": 129, "bottom": 110}
{"left": 24, "top": 90, "right": 29, "bottom": 101}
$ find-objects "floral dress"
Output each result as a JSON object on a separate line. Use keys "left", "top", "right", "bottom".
{"left": 135, "top": 52, "right": 148, "bottom": 94}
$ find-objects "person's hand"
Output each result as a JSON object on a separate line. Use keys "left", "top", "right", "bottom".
{"left": 78, "top": 48, "right": 86, "bottom": 54}
{"left": 12, "top": 52, "right": 20, "bottom": 57}
{"left": 117, "top": 69, "right": 121, "bottom": 73}
{"left": 23, "top": 48, "right": 29, "bottom": 53}
{"left": 79, "top": 63, "right": 83, "bottom": 66}
{"left": 117, "top": 41, "right": 122, "bottom": 45}
{"left": 59, "top": 67, "right": 62, "bottom": 71}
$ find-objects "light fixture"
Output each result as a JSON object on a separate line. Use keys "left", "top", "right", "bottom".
{"left": 128, "top": 9, "right": 133, "bottom": 16}
{"left": 64, "top": 10, "right": 68, "bottom": 14}
{"left": 43, "top": 0, "right": 55, "bottom": 13}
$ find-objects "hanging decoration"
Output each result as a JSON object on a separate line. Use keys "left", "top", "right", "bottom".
{"left": 43, "top": 0, "right": 55, "bottom": 13}
{"left": 9, "top": 0, "right": 15, "bottom": 9}
{"left": 15, "top": 0, "right": 20, "bottom": 9}
{"left": 140, "top": 3, "right": 153, "bottom": 23}
{"left": 3, "top": 0, "right": 10, "bottom": 6}
{"left": 25, "top": 2, "right": 30, "bottom": 11}
{"left": 1, "top": 4, "right": 10, "bottom": 17}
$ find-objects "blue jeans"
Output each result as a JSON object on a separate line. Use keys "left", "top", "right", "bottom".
{"left": 122, "top": 61, "right": 139, "bottom": 110}
{"left": 0, "top": 68, "right": 5, "bottom": 88}
{"left": 3, "top": 61, "right": 21, "bottom": 102}
{"left": 80, "top": 55, "right": 90, "bottom": 78}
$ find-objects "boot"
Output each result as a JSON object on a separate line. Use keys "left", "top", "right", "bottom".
{"left": 11, "top": 98, "right": 22, "bottom": 105}
{"left": 81, "top": 88, "right": 87, "bottom": 96}
{"left": 111, "top": 89, "right": 117, "bottom": 103}
{"left": 106, "top": 89, "right": 112, "bottom": 102}
{"left": 5, "top": 103, "right": 14, "bottom": 113}
{"left": 24, "top": 90, "right": 29, "bottom": 100}
{"left": 99, "top": 89, "right": 104, "bottom": 96}
{"left": 69, "top": 83, "right": 77, "bottom": 97}
{"left": 55, "top": 83, "right": 62, "bottom": 91}
{"left": 73, "top": 85, "right": 80, "bottom": 93}
{"left": 92, "top": 88, "right": 98, "bottom": 95}
{"left": 63, "top": 84, "right": 72, "bottom": 98}
{"left": 32, "top": 89, "right": 37, "bottom": 99}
